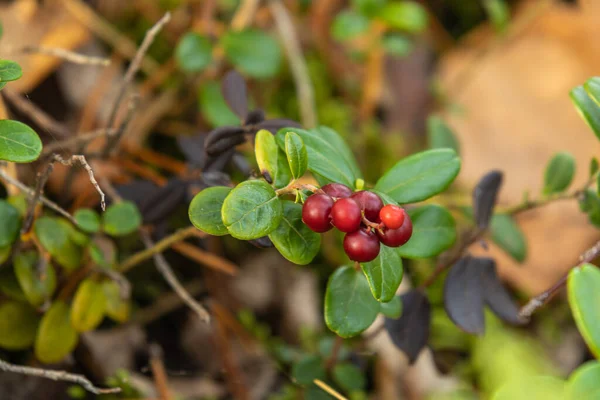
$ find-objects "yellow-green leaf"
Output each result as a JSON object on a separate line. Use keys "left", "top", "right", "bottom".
{"left": 255, "top": 129, "right": 279, "bottom": 184}
{"left": 35, "top": 301, "right": 78, "bottom": 363}
{"left": 103, "top": 280, "right": 130, "bottom": 323}
{"left": 14, "top": 251, "right": 56, "bottom": 307}
{"left": 568, "top": 264, "right": 600, "bottom": 358}
{"left": 34, "top": 217, "right": 83, "bottom": 272}
{"left": 71, "top": 279, "right": 106, "bottom": 332}
{"left": 0, "top": 301, "right": 39, "bottom": 350}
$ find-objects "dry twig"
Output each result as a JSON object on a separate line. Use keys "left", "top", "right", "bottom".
{"left": 149, "top": 345, "right": 173, "bottom": 400}
{"left": 41, "top": 128, "right": 116, "bottom": 156}
{"left": 18, "top": 46, "right": 110, "bottom": 66}
{"left": 2, "top": 90, "right": 70, "bottom": 138}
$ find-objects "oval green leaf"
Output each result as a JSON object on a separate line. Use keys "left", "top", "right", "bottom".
{"left": 568, "top": 264, "right": 600, "bottom": 358}
{"left": 0, "top": 60, "right": 22, "bottom": 82}
{"left": 490, "top": 214, "right": 527, "bottom": 263}
{"left": 0, "top": 199, "right": 20, "bottom": 247}
{"left": 567, "top": 361, "right": 600, "bottom": 400}
{"left": 14, "top": 251, "right": 56, "bottom": 307}
{"left": 333, "top": 362, "right": 366, "bottom": 392}
{"left": 0, "top": 301, "right": 39, "bottom": 350}
{"left": 543, "top": 152, "right": 575, "bottom": 195}
{"left": 222, "top": 180, "right": 283, "bottom": 240}
{"left": 255, "top": 129, "right": 279, "bottom": 184}
{"left": 221, "top": 29, "right": 281, "bottom": 79}
{"left": 284, "top": 131, "right": 308, "bottom": 180}
{"left": 175, "top": 32, "right": 212, "bottom": 73}
{"left": 102, "top": 201, "right": 142, "bottom": 237}
{"left": 571, "top": 85, "right": 600, "bottom": 141}
{"left": 103, "top": 280, "right": 130, "bottom": 323}
{"left": 375, "top": 149, "right": 461, "bottom": 204}
{"left": 361, "top": 245, "right": 403, "bottom": 302}
{"left": 189, "top": 186, "right": 232, "bottom": 236}
{"left": 0, "top": 119, "right": 42, "bottom": 163}
{"left": 34, "top": 217, "right": 83, "bottom": 272}
{"left": 380, "top": 296, "right": 403, "bottom": 318}
{"left": 492, "top": 376, "right": 566, "bottom": 400}
{"left": 71, "top": 279, "right": 106, "bottom": 332}
{"left": 275, "top": 149, "right": 293, "bottom": 189}
{"left": 291, "top": 354, "right": 326, "bottom": 386}
{"left": 198, "top": 81, "right": 241, "bottom": 127}
{"left": 35, "top": 301, "right": 78, "bottom": 364}
{"left": 331, "top": 10, "right": 370, "bottom": 41}
{"left": 325, "top": 266, "right": 380, "bottom": 338}
{"left": 268, "top": 201, "right": 320, "bottom": 265}
{"left": 376, "top": 2, "right": 428, "bottom": 32}
{"left": 397, "top": 205, "right": 456, "bottom": 259}
{"left": 427, "top": 116, "right": 460, "bottom": 154}
{"left": 584, "top": 77, "right": 600, "bottom": 107}
{"left": 74, "top": 208, "right": 101, "bottom": 233}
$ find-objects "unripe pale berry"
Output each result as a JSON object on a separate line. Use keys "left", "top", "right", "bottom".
{"left": 344, "top": 229, "right": 380, "bottom": 262}
{"left": 321, "top": 183, "right": 353, "bottom": 199}
{"left": 351, "top": 191, "right": 384, "bottom": 222}
{"left": 331, "top": 198, "right": 362, "bottom": 233}
{"left": 379, "top": 205, "right": 406, "bottom": 230}
{"left": 377, "top": 215, "right": 413, "bottom": 247}
{"left": 302, "top": 194, "right": 334, "bottom": 233}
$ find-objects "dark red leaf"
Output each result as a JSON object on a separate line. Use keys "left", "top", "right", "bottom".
{"left": 256, "top": 118, "right": 302, "bottom": 133}
{"left": 204, "top": 148, "right": 236, "bottom": 172}
{"left": 204, "top": 126, "right": 246, "bottom": 156}
{"left": 481, "top": 260, "right": 525, "bottom": 325}
{"left": 116, "top": 180, "right": 159, "bottom": 206}
{"left": 140, "top": 179, "right": 188, "bottom": 224}
{"left": 176, "top": 134, "right": 205, "bottom": 166}
{"left": 473, "top": 170, "right": 503, "bottom": 229}
{"left": 222, "top": 70, "right": 248, "bottom": 119}
{"left": 244, "top": 109, "right": 265, "bottom": 126}
{"left": 231, "top": 152, "right": 252, "bottom": 177}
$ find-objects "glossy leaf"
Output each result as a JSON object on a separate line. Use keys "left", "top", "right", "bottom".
{"left": 74, "top": 208, "right": 100, "bottom": 233}
{"left": 584, "top": 77, "right": 600, "bottom": 107}
{"left": 34, "top": 217, "right": 82, "bottom": 271}
{"left": 333, "top": 363, "right": 366, "bottom": 392}
{"left": 377, "top": 2, "right": 427, "bottom": 32}
{"left": 0, "top": 301, "right": 39, "bottom": 350}
{"left": 255, "top": 129, "right": 279, "bottom": 183}
{"left": 71, "top": 279, "right": 106, "bottom": 332}
{"left": 481, "top": 261, "right": 524, "bottom": 325}
{"left": 204, "top": 126, "right": 246, "bottom": 156}
{"left": 375, "top": 149, "right": 460, "bottom": 204}
{"left": 221, "top": 70, "right": 248, "bottom": 119}
{"left": 175, "top": 32, "right": 212, "bottom": 73}
{"left": 331, "top": 10, "right": 370, "bottom": 41}
{"left": 571, "top": 85, "right": 600, "bottom": 141}
{"left": 221, "top": 30, "right": 282, "bottom": 79}
{"left": 268, "top": 201, "right": 320, "bottom": 265}
{"left": 14, "top": 251, "right": 56, "bottom": 307}
{"left": 427, "top": 116, "right": 460, "bottom": 154}
{"left": 189, "top": 186, "right": 232, "bottom": 236}
{"left": 490, "top": 214, "right": 527, "bottom": 262}
{"left": 568, "top": 264, "right": 600, "bottom": 358}
{"left": 567, "top": 361, "right": 600, "bottom": 400}
{"left": 221, "top": 180, "right": 283, "bottom": 240}
{"left": 385, "top": 290, "right": 431, "bottom": 363}
{"left": 0, "top": 199, "right": 20, "bottom": 247}
{"left": 543, "top": 152, "right": 575, "bottom": 195}
{"left": 35, "top": 301, "right": 78, "bottom": 363}
{"left": 379, "top": 296, "right": 403, "bottom": 318}
{"left": 0, "top": 60, "right": 22, "bottom": 82}
{"left": 103, "top": 281, "right": 130, "bottom": 323}
{"left": 325, "top": 266, "right": 380, "bottom": 338}
{"left": 102, "top": 201, "right": 142, "bottom": 237}
{"left": 398, "top": 205, "right": 456, "bottom": 259}
{"left": 292, "top": 355, "right": 326, "bottom": 385}
{"left": 0, "top": 120, "right": 42, "bottom": 163}
{"left": 473, "top": 170, "right": 503, "bottom": 229}
{"left": 492, "top": 376, "right": 566, "bottom": 400}
{"left": 199, "top": 81, "right": 241, "bottom": 127}
{"left": 284, "top": 131, "right": 308, "bottom": 180}
{"left": 361, "top": 245, "right": 403, "bottom": 302}
{"left": 274, "top": 149, "right": 293, "bottom": 189}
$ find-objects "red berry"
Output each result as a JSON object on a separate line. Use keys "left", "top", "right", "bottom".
{"left": 379, "top": 205, "right": 406, "bottom": 230}
{"left": 331, "top": 198, "right": 362, "bottom": 233}
{"left": 321, "top": 183, "right": 353, "bottom": 199}
{"left": 377, "top": 215, "right": 413, "bottom": 247}
{"left": 302, "top": 194, "right": 334, "bottom": 233}
{"left": 344, "top": 229, "right": 380, "bottom": 262}
{"left": 351, "top": 191, "right": 384, "bottom": 222}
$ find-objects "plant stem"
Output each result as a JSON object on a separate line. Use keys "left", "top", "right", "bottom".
{"left": 325, "top": 336, "right": 344, "bottom": 371}
{"left": 275, "top": 182, "right": 321, "bottom": 196}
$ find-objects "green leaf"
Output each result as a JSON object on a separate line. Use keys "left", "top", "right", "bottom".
{"left": 275, "top": 149, "right": 293, "bottom": 189}
{"left": 382, "top": 34, "right": 413, "bottom": 57}
{"left": 7, "top": 193, "right": 28, "bottom": 216}
{"left": 492, "top": 376, "right": 566, "bottom": 400}
{"left": 292, "top": 354, "right": 326, "bottom": 386}
{"left": 568, "top": 264, "right": 600, "bottom": 358}
{"left": 483, "top": 0, "right": 510, "bottom": 33}
{"left": 579, "top": 190, "right": 600, "bottom": 228}
{"left": 34, "top": 217, "right": 82, "bottom": 272}
{"left": 0, "top": 267, "right": 26, "bottom": 301}
{"left": 0, "top": 199, "right": 20, "bottom": 247}
{"left": 361, "top": 245, "right": 403, "bottom": 302}
{"left": 427, "top": 116, "right": 460, "bottom": 154}
{"left": 276, "top": 127, "right": 362, "bottom": 188}
{"left": 543, "top": 152, "right": 575, "bottom": 195}
{"left": 376, "top": 2, "right": 428, "bottom": 33}
{"left": 325, "top": 266, "right": 380, "bottom": 338}
{"left": 0, "top": 60, "right": 22, "bottom": 82}
{"left": 0, "top": 120, "right": 42, "bottom": 163}
{"left": 255, "top": 129, "right": 279, "bottom": 183}
{"left": 0, "top": 82, "right": 6, "bottom": 91}
{"left": 88, "top": 241, "right": 112, "bottom": 269}
{"left": 71, "top": 279, "right": 106, "bottom": 332}
{"left": 268, "top": 201, "right": 320, "bottom": 265}
{"left": 333, "top": 363, "right": 366, "bottom": 392}
{"left": 331, "top": 10, "right": 370, "bottom": 41}
{"left": 0, "top": 245, "right": 10, "bottom": 265}
{"left": 14, "top": 251, "right": 56, "bottom": 307}
{"left": 189, "top": 186, "right": 232, "bottom": 236}
{"left": 102, "top": 201, "right": 142, "bottom": 237}
{"left": 397, "top": 205, "right": 456, "bottom": 259}
{"left": 198, "top": 81, "right": 241, "bottom": 127}
{"left": 221, "top": 180, "right": 283, "bottom": 240}
{"left": 567, "top": 361, "right": 600, "bottom": 400}
{"left": 375, "top": 149, "right": 461, "bottom": 204}
{"left": 35, "top": 301, "right": 78, "bottom": 363}
{"left": 103, "top": 280, "right": 130, "bottom": 323}
{"left": 74, "top": 208, "right": 100, "bottom": 233}
{"left": 571, "top": 85, "right": 600, "bottom": 141}
{"left": 490, "top": 214, "right": 527, "bottom": 262}
{"left": 352, "top": 0, "right": 386, "bottom": 16}
{"left": 590, "top": 158, "right": 598, "bottom": 179}
{"left": 584, "top": 77, "right": 600, "bottom": 107}
{"left": 285, "top": 131, "right": 308, "bottom": 180}
{"left": 221, "top": 29, "right": 281, "bottom": 79}
{"left": 175, "top": 32, "right": 212, "bottom": 73}
{"left": 379, "top": 296, "right": 403, "bottom": 318}
{"left": 0, "top": 301, "right": 39, "bottom": 350}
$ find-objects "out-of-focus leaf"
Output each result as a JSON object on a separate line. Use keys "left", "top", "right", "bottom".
{"left": 591, "top": 158, "right": 599, "bottom": 179}
{"left": 244, "top": 109, "right": 265, "bottom": 126}
{"left": 492, "top": 376, "right": 565, "bottom": 400}
{"left": 427, "top": 116, "right": 460, "bottom": 154}
{"left": 382, "top": 34, "right": 413, "bottom": 57}
{"left": 571, "top": 85, "right": 600, "bottom": 141}
{"left": 0, "top": 60, "right": 22, "bottom": 82}
{"left": 566, "top": 361, "right": 600, "bottom": 400}
{"left": 0, "top": 199, "right": 20, "bottom": 246}
{"left": 473, "top": 170, "right": 503, "bottom": 229}
{"left": 584, "top": 77, "right": 600, "bottom": 107}
{"left": 102, "top": 201, "right": 142, "bottom": 237}
{"left": 376, "top": 2, "right": 428, "bottom": 32}
{"left": 139, "top": 178, "right": 187, "bottom": 224}
{"left": 0, "top": 267, "right": 26, "bottom": 301}
{"left": 291, "top": 354, "right": 326, "bottom": 385}
{"left": 481, "top": 259, "right": 524, "bottom": 325}
{"left": 0, "top": 301, "right": 39, "bottom": 350}
{"left": 221, "top": 70, "right": 248, "bottom": 119}
{"left": 35, "top": 301, "right": 78, "bottom": 363}
{"left": 204, "top": 126, "right": 246, "bottom": 156}
{"left": 221, "top": 30, "right": 282, "bottom": 79}
{"left": 380, "top": 296, "right": 403, "bottom": 318}
{"left": 34, "top": 217, "right": 82, "bottom": 272}
{"left": 331, "top": 10, "right": 370, "bottom": 41}
{"left": 199, "top": 81, "right": 241, "bottom": 127}
{"left": 14, "top": 251, "right": 56, "bottom": 307}
{"left": 483, "top": 0, "right": 510, "bottom": 33}
{"left": 490, "top": 214, "right": 527, "bottom": 263}
{"left": 333, "top": 363, "right": 366, "bottom": 392}
{"left": 103, "top": 281, "right": 130, "bottom": 323}
{"left": 568, "top": 264, "right": 600, "bottom": 358}
{"left": 74, "top": 208, "right": 100, "bottom": 233}
{"left": 175, "top": 32, "right": 212, "bottom": 72}
{"left": 543, "top": 152, "right": 575, "bottom": 195}
{"left": 71, "top": 279, "right": 106, "bottom": 332}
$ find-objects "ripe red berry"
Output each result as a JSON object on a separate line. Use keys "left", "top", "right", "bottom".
{"left": 377, "top": 215, "right": 413, "bottom": 247}
{"left": 351, "top": 191, "right": 384, "bottom": 222}
{"left": 379, "top": 205, "right": 406, "bottom": 230}
{"left": 321, "top": 183, "right": 353, "bottom": 199}
{"left": 331, "top": 198, "right": 362, "bottom": 233}
{"left": 344, "top": 229, "right": 380, "bottom": 262}
{"left": 302, "top": 194, "right": 334, "bottom": 233}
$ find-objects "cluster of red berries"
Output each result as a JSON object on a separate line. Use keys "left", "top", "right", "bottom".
{"left": 301, "top": 183, "right": 413, "bottom": 262}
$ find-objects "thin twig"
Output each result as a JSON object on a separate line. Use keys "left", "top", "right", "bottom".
{"left": 41, "top": 128, "right": 116, "bottom": 156}
{"left": 55, "top": 155, "right": 106, "bottom": 211}
{"left": 325, "top": 336, "right": 343, "bottom": 371}
{"left": 313, "top": 379, "right": 347, "bottom": 400}
{"left": 0, "top": 358, "right": 120, "bottom": 395}
{"left": 2, "top": 90, "right": 70, "bottom": 138}
{"left": 171, "top": 242, "right": 239, "bottom": 276}
{"left": 21, "top": 160, "right": 56, "bottom": 235}
{"left": 149, "top": 345, "right": 173, "bottom": 400}
{"left": 269, "top": 0, "right": 317, "bottom": 128}
{"left": 18, "top": 46, "right": 110, "bottom": 66}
